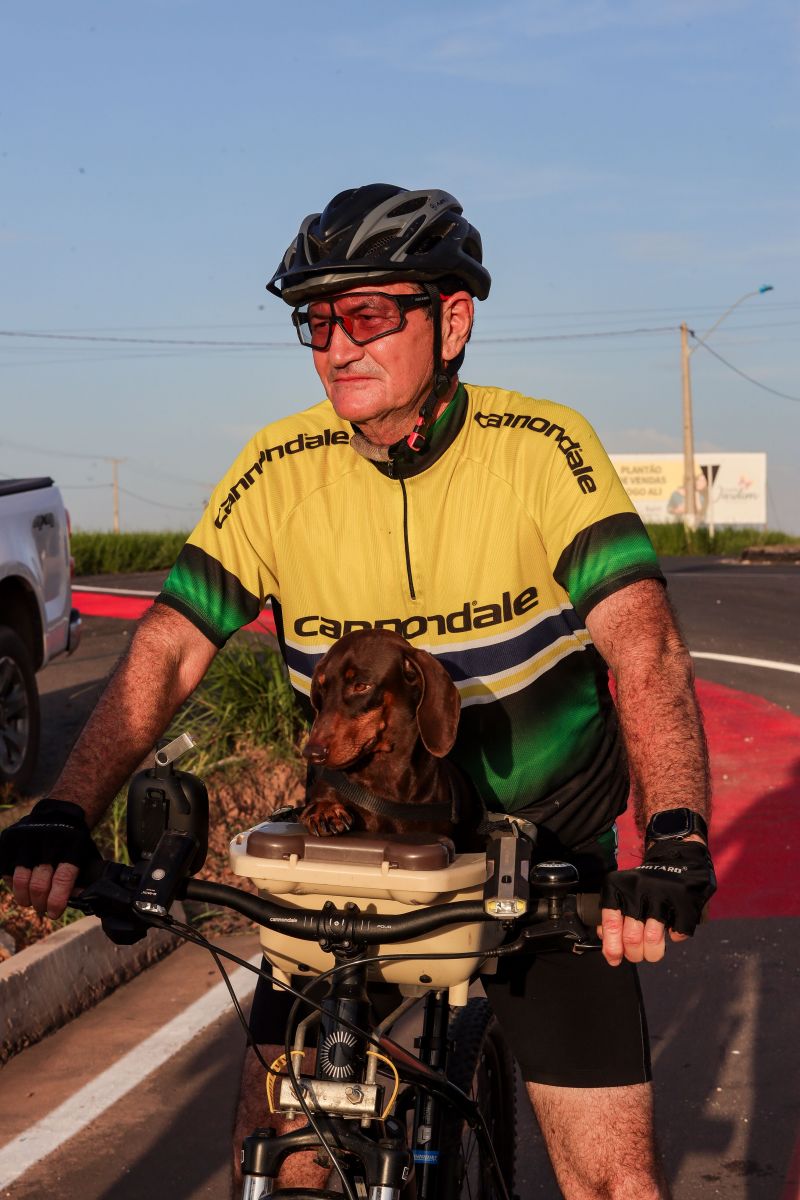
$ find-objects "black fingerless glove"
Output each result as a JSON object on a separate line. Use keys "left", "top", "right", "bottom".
{"left": 0, "top": 799, "right": 103, "bottom": 885}
{"left": 601, "top": 841, "right": 717, "bottom": 936}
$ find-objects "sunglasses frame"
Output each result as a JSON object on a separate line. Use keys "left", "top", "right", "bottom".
{"left": 291, "top": 290, "right": 431, "bottom": 350}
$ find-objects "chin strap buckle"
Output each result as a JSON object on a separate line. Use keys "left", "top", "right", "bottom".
{"left": 405, "top": 416, "right": 428, "bottom": 453}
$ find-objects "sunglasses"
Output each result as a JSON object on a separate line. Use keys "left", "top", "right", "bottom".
{"left": 292, "top": 291, "right": 431, "bottom": 350}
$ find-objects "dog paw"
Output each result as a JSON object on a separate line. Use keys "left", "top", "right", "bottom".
{"left": 300, "top": 800, "right": 354, "bottom": 837}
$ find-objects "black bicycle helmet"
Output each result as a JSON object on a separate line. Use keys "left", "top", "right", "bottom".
{"left": 267, "top": 184, "right": 491, "bottom": 306}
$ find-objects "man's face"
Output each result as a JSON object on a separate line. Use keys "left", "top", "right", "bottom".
{"left": 310, "top": 282, "right": 435, "bottom": 437}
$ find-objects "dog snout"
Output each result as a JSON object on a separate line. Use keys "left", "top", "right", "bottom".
{"left": 303, "top": 739, "right": 330, "bottom": 765}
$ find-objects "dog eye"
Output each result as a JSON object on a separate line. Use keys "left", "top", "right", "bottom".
{"left": 350, "top": 680, "right": 373, "bottom": 694}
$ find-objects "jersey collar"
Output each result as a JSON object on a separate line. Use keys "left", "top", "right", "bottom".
{"left": 353, "top": 383, "right": 469, "bottom": 480}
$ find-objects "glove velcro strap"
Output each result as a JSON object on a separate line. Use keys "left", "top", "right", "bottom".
{"left": 601, "top": 841, "right": 716, "bottom": 936}
{"left": 0, "top": 798, "right": 103, "bottom": 885}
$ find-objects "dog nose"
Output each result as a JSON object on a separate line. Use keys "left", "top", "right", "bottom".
{"left": 303, "top": 740, "right": 329, "bottom": 764}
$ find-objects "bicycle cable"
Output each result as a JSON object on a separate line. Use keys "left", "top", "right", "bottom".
{"left": 145, "top": 907, "right": 547, "bottom": 1200}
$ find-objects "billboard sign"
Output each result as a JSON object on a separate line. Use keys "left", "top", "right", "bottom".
{"left": 610, "top": 453, "right": 767, "bottom": 525}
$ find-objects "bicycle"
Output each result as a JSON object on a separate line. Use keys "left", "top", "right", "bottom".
{"left": 73, "top": 739, "right": 603, "bottom": 1200}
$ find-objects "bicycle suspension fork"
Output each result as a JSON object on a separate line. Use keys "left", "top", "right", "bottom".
{"left": 411, "top": 990, "right": 452, "bottom": 1200}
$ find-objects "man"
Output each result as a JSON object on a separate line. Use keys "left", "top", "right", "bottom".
{"left": 1, "top": 184, "right": 715, "bottom": 1199}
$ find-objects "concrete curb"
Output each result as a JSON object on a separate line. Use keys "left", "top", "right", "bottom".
{"left": 741, "top": 544, "right": 800, "bottom": 564}
{"left": 0, "top": 909, "right": 183, "bottom": 1064}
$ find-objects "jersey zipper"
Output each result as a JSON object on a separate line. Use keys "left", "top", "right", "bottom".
{"left": 399, "top": 476, "right": 416, "bottom": 600}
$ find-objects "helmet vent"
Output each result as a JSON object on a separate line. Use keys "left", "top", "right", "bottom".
{"left": 387, "top": 197, "right": 427, "bottom": 217}
{"left": 408, "top": 219, "right": 455, "bottom": 256}
{"left": 357, "top": 232, "right": 400, "bottom": 259}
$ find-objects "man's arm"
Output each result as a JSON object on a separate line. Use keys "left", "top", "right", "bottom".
{"left": 9, "top": 604, "right": 218, "bottom": 918}
{"left": 584, "top": 578, "right": 712, "bottom": 967}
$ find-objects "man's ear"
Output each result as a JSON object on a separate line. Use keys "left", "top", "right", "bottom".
{"left": 403, "top": 649, "right": 461, "bottom": 757}
{"left": 441, "top": 292, "right": 474, "bottom": 363}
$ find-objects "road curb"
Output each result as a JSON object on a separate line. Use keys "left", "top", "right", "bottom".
{"left": 0, "top": 910, "right": 183, "bottom": 1064}
{"left": 741, "top": 544, "right": 800, "bottom": 564}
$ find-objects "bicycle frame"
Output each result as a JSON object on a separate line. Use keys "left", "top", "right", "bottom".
{"left": 74, "top": 819, "right": 600, "bottom": 1200}
{"left": 239, "top": 943, "right": 507, "bottom": 1200}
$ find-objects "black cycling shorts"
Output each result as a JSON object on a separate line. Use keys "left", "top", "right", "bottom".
{"left": 247, "top": 829, "right": 652, "bottom": 1090}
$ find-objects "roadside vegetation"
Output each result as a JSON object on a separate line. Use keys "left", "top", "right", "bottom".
{"left": 71, "top": 526, "right": 797, "bottom": 577}
{"left": 645, "top": 525, "right": 794, "bottom": 556}
{"left": 71, "top": 531, "right": 188, "bottom": 576}
{"left": 0, "top": 638, "right": 305, "bottom": 953}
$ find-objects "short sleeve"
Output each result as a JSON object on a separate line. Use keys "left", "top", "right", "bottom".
{"left": 535, "top": 410, "right": 665, "bottom": 621}
{"left": 157, "top": 436, "right": 279, "bottom": 646}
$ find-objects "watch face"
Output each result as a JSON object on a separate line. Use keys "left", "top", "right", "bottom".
{"left": 651, "top": 809, "right": 692, "bottom": 838}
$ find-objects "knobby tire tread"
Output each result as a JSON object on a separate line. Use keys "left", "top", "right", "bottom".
{"left": 439, "top": 997, "right": 517, "bottom": 1200}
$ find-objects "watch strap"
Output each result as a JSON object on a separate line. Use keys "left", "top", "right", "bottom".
{"left": 645, "top": 807, "right": 708, "bottom": 844}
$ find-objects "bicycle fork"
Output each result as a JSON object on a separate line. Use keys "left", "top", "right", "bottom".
{"left": 240, "top": 950, "right": 415, "bottom": 1199}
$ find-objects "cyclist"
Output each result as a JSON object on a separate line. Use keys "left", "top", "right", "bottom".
{"left": 1, "top": 184, "right": 715, "bottom": 1199}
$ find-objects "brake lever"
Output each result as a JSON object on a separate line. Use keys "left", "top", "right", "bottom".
{"left": 70, "top": 860, "right": 152, "bottom": 946}
{"left": 520, "top": 900, "right": 602, "bottom": 954}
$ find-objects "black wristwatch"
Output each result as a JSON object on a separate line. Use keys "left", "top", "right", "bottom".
{"left": 645, "top": 808, "right": 708, "bottom": 844}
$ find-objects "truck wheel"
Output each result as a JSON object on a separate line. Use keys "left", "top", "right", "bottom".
{"left": 0, "top": 626, "right": 40, "bottom": 790}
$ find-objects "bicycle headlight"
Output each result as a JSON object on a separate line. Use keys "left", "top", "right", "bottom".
{"left": 483, "top": 822, "right": 533, "bottom": 919}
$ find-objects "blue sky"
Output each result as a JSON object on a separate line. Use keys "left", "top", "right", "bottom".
{"left": 2, "top": 0, "right": 798, "bottom": 531}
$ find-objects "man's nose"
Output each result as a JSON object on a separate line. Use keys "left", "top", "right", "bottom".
{"left": 326, "top": 319, "right": 364, "bottom": 367}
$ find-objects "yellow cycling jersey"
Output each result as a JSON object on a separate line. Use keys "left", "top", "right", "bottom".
{"left": 159, "top": 383, "right": 664, "bottom": 844}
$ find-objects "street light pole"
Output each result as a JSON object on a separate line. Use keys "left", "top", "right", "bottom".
{"left": 680, "top": 285, "right": 773, "bottom": 531}
{"left": 680, "top": 323, "right": 696, "bottom": 528}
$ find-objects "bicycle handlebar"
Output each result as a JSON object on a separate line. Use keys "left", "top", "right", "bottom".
{"left": 73, "top": 848, "right": 602, "bottom": 951}
{"left": 183, "top": 878, "right": 492, "bottom": 943}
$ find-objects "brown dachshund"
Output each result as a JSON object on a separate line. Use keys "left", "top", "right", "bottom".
{"left": 298, "top": 629, "right": 480, "bottom": 846}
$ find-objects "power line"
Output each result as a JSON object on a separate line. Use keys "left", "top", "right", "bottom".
{"left": 474, "top": 325, "right": 676, "bottom": 345}
{"left": 0, "top": 438, "right": 214, "bottom": 489}
{"left": 17, "top": 298, "right": 800, "bottom": 334}
{"left": 0, "top": 329, "right": 294, "bottom": 348}
{"left": 126, "top": 462, "right": 215, "bottom": 489}
{"left": 690, "top": 335, "right": 800, "bottom": 403}
{"left": 57, "top": 483, "right": 111, "bottom": 490}
{"left": 0, "top": 436, "right": 108, "bottom": 459}
{"left": 0, "top": 323, "right": 679, "bottom": 349}
{"left": 118, "top": 486, "right": 202, "bottom": 512}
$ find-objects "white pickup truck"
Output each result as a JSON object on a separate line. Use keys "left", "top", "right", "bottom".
{"left": 0, "top": 477, "right": 81, "bottom": 789}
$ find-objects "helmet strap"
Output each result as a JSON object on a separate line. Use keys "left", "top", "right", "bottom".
{"left": 349, "top": 283, "right": 455, "bottom": 472}
{"left": 402, "top": 283, "right": 450, "bottom": 455}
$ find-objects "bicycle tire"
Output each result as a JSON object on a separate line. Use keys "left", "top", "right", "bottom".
{"left": 439, "top": 997, "right": 517, "bottom": 1200}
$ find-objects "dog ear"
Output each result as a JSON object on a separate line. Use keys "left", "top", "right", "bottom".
{"left": 309, "top": 653, "right": 330, "bottom": 714}
{"left": 404, "top": 649, "right": 461, "bottom": 757}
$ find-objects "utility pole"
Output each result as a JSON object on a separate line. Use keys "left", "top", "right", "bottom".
{"left": 105, "top": 457, "right": 126, "bottom": 533}
{"left": 679, "top": 286, "right": 773, "bottom": 535}
{"left": 680, "top": 322, "right": 697, "bottom": 530}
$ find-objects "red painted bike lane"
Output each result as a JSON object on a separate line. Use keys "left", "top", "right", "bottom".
{"left": 615, "top": 679, "right": 800, "bottom": 920}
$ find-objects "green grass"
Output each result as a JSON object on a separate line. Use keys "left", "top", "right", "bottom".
{"left": 166, "top": 637, "right": 305, "bottom": 773}
{"left": 646, "top": 524, "right": 796, "bottom": 556}
{"left": 71, "top": 531, "right": 188, "bottom": 576}
{"left": 71, "top": 526, "right": 797, "bottom": 574}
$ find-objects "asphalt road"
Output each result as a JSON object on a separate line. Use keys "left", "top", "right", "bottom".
{"left": 659, "top": 557, "right": 798, "bottom": 712}
{"left": 4, "top": 558, "right": 798, "bottom": 1199}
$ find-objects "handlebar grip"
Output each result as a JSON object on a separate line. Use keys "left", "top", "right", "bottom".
{"left": 576, "top": 892, "right": 602, "bottom": 928}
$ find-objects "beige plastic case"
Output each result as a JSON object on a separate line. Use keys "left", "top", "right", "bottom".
{"left": 229, "top": 822, "right": 503, "bottom": 1006}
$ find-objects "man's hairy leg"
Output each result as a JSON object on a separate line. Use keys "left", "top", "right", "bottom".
{"left": 232, "top": 1044, "right": 329, "bottom": 1197}
{"left": 527, "top": 1081, "right": 670, "bottom": 1200}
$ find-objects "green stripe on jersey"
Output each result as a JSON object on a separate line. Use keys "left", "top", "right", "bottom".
{"left": 161, "top": 542, "right": 260, "bottom": 643}
{"left": 554, "top": 513, "right": 662, "bottom": 619}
